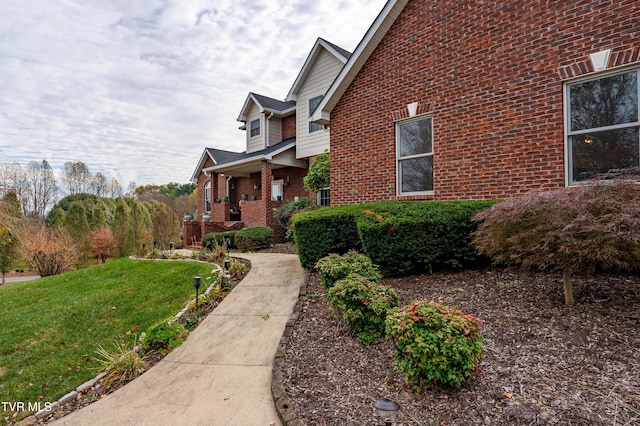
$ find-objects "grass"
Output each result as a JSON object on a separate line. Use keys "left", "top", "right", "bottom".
{"left": 0, "top": 257, "right": 217, "bottom": 422}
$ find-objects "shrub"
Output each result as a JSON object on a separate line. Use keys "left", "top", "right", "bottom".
{"left": 292, "top": 200, "right": 496, "bottom": 273}
{"left": 227, "top": 257, "right": 248, "bottom": 278}
{"left": 140, "top": 318, "right": 188, "bottom": 354}
{"left": 17, "top": 223, "right": 79, "bottom": 277}
{"left": 327, "top": 273, "right": 399, "bottom": 345}
{"left": 292, "top": 204, "right": 364, "bottom": 269}
{"left": 315, "top": 250, "right": 381, "bottom": 290}
{"left": 94, "top": 338, "right": 146, "bottom": 389}
{"left": 386, "top": 300, "right": 483, "bottom": 390}
{"left": 202, "top": 231, "right": 237, "bottom": 250}
{"left": 274, "top": 197, "right": 315, "bottom": 228}
{"left": 358, "top": 200, "right": 496, "bottom": 275}
{"left": 472, "top": 179, "right": 640, "bottom": 305}
{"left": 235, "top": 226, "right": 273, "bottom": 251}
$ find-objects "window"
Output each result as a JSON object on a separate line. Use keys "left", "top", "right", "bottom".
{"left": 318, "top": 187, "right": 330, "bottom": 206}
{"left": 566, "top": 69, "right": 640, "bottom": 183}
{"left": 271, "top": 179, "right": 283, "bottom": 201}
{"left": 250, "top": 119, "right": 260, "bottom": 137}
{"left": 396, "top": 116, "right": 434, "bottom": 194}
{"left": 204, "top": 181, "right": 211, "bottom": 212}
{"left": 308, "top": 95, "right": 324, "bottom": 133}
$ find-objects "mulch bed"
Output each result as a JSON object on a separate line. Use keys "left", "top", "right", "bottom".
{"left": 281, "top": 268, "right": 640, "bottom": 425}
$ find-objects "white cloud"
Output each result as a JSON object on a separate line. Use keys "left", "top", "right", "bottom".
{"left": 0, "top": 0, "right": 387, "bottom": 186}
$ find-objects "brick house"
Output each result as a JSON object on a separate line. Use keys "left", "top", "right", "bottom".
{"left": 313, "top": 0, "right": 640, "bottom": 205}
{"left": 186, "top": 38, "right": 349, "bottom": 245}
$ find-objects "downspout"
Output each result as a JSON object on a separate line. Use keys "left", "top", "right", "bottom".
{"left": 266, "top": 112, "right": 274, "bottom": 147}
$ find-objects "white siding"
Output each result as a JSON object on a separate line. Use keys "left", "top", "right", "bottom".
{"left": 296, "top": 49, "right": 343, "bottom": 159}
{"left": 267, "top": 117, "right": 282, "bottom": 146}
{"left": 246, "top": 102, "right": 265, "bottom": 153}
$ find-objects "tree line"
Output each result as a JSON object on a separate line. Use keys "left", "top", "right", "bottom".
{"left": 0, "top": 159, "right": 197, "bottom": 281}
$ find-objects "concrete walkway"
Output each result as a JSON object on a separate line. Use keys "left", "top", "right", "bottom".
{"left": 54, "top": 253, "right": 305, "bottom": 426}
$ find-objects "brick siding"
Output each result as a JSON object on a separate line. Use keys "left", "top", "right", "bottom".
{"left": 330, "top": 0, "right": 639, "bottom": 205}
{"left": 282, "top": 115, "right": 297, "bottom": 140}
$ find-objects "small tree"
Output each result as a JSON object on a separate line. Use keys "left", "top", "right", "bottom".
{"left": 90, "top": 227, "right": 115, "bottom": 264}
{"left": 303, "top": 151, "right": 329, "bottom": 192}
{"left": 472, "top": 179, "right": 640, "bottom": 305}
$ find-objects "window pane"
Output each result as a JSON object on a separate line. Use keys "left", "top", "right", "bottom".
{"left": 570, "top": 71, "right": 638, "bottom": 131}
{"left": 571, "top": 127, "right": 639, "bottom": 181}
{"left": 400, "top": 156, "right": 433, "bottom": 192}
{"left": 319, "top": 188, "right": 330, "bottom": 206}
{"left": 250, "top": 119, "right": 260, "bottom": 137}
{"left": 399, "top": 118, "right": 432, "bottom": 157}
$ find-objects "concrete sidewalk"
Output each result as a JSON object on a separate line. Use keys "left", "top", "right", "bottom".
{"left": 53, "top": 253, "right": 305, "bottom": 426}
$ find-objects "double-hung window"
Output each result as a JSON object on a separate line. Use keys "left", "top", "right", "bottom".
{"left": 308, "top": 95, "right": 324, "bottom": 133}
{"left": 318, "top": 187, "right": 330, "bottom": 206}
{"left": 204, "top": 181, "right": 211, "bottom": 212}
{"left": 566, "top": 68, "right": 640, "bottom": 183}
{"left": 397, "top": 116, "right": 434, "bottom": 194}
{"left": 250, "top": 119, "right": 260, "bottom": 137}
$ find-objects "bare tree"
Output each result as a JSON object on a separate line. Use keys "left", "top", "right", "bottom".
{"left": 24, "top": 160, "right": 58, "bottom": 219}
{"left": 107, "top": 177, "right": 123, "bottom": 198}
{"left": 0, "top": 163, "right": 29, "bottom": 215}
{"left": 61, "top": 161, "right": 92, "bottom": 195}
{"left": 92, "top": 172, "right": 108, "bottom": 196}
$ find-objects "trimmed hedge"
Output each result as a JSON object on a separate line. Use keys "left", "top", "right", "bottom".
{"left": 292, "top": 200, "right": 497, "bottom": 274}
{"left": 202, "top": 231, "right": 238, "bottom": 250}
{"left": 235, "top": 226, "right": 273, "bottom": 251}
{"left": 291, "top": 204, "right": 366, "bottom": 269}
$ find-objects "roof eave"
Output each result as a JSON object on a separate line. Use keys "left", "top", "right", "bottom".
{"left": 313, "top": 0, "right": 409, "bottom": 122}
{"left": 286, "top": 38, "right": 350, "bottom": 102}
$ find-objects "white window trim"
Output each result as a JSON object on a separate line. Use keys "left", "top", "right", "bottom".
{"left": 271, "top": 179, "right": 284, "bottom": 201}
{"left": 396, "top": 114, "right": 435, "bottom": 196}
{"left": 204, "top": 181, "right": 211, "bottom": 212}
{"left": 563, "top": 67, "right": 640, "bottom": 186}
{"left": 317, "top": 187, "right": 330, "bottom": 206}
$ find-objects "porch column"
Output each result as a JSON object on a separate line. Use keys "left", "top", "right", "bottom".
{"left": 261, "top": 161, "right": 272, "bottom": 202}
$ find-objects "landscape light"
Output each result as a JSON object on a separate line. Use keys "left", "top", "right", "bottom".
{"left": 374, "top": 397, "right": 400, "bottom": 425}
{"left": 193, "top": 276, "right": 202, "bottom": 309}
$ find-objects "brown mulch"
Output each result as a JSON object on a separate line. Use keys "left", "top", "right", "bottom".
{"left": 281, "top": 268, "right": 640, "bottom": 425}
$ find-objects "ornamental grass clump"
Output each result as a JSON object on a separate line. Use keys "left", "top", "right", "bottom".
{"left": 315, "top": 250, "right": 381, "bottom": 290}
{"left": 386, "top": 300, "right": 483, "bottom": 391}
{"left": 327, "top": 273, "right": 399, "bottom": 345}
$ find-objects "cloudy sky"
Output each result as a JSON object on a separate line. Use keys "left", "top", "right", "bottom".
{"left": 0, "top": 0, "right": 387, "bottom": 187}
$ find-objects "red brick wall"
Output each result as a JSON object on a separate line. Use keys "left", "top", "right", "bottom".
{"left": 282, "top": 115, "right": 297, "bottom": 140}
{"left": 330, "top": 0, "right": 640, "bottom": 205}
{"left": 196, "top": 156, "right": 215, "bottom": 217}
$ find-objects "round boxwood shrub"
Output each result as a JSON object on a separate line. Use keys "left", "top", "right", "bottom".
{"left": 235, "top": 226, "right": 273, "bottom": 251}
{"left": 386, "top": 300, "right": 483, "bottom": 390}
{"left": 315, "top": 250, "right": 381, "bottom": 290}
{"left": 327, "top": 273, "right": 399, "bottom": 345}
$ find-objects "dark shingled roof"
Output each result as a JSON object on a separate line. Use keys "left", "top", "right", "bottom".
{"left": 320, "top": 38, "right": 352, "bottom": 60}
{"left": 251, "top": 93, "right": 294, "bottom": 112}
{"left": 205, "top": 137, "right": 296, "bottom": 167}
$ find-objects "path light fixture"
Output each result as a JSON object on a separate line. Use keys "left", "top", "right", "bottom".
{"left": 223, "top": 258, "right": 230, "bottom": 271}
{"left": 169, "top": 242, "right": 174, "bottom": 255}
{"left": 374, "top": 397, "right": 400, "bottom": 426}
{"left": 193, "top": 276, "right": 202, "bottom": 309}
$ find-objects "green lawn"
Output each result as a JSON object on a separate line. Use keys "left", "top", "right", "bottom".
{"left": 0, "top": 257, "right": 217, "bottom": 421}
